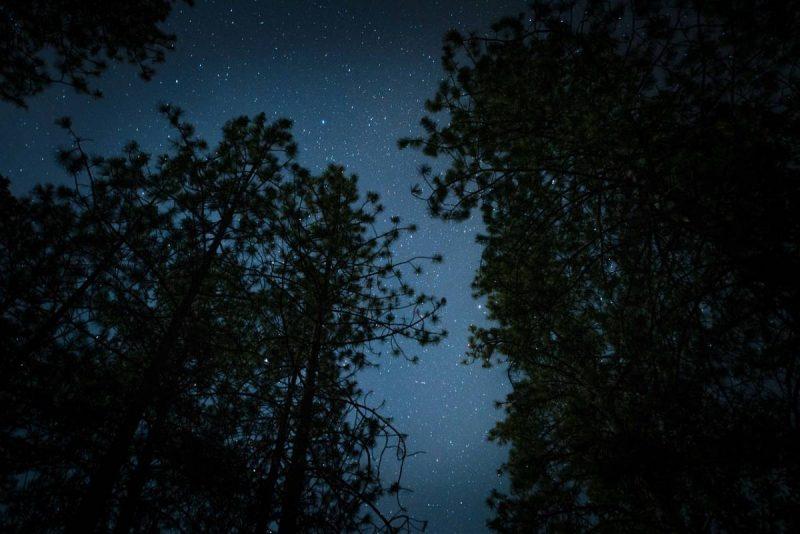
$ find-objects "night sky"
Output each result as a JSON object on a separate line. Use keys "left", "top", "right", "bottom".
{"left": 0, "top": 1, "right": 528, "bottom": 531}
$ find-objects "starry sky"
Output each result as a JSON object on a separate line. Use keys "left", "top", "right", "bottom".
{"left": 0, "top": 1, "right": 528, "bottom": 531}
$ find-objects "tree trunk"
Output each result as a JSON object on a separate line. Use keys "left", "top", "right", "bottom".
{"left": 112, "top": 401, "right": 172, "bottom": 534}
{"left": 66, "top": 207, "right": 235, "bottom": 533}
{"left": 277, "top": 307, "right": 325, "bottom": 533}
{"left": 250, "top": 366, "right": 298, "bottom": 533}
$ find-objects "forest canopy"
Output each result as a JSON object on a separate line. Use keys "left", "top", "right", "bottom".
{"left": 1, "top": 107, "right": 444, "bottom": 532}
{"left": 403, "top": 0, "right": 800, "bottom": 531}
{"left": 2, "top": 0, "right": 799, "bottom": 532}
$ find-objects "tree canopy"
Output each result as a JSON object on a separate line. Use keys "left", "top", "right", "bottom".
{"left": 1, "top": 108, "right": 444, "bottom": 532}
{"left": 4, "top": 0, "right": 800, "bottom": 531}
{"left": 1, "top": 0, "right": 190, "bottom": 107}
{"left": 403, "top": 0, "right": 800, "bottom": 531}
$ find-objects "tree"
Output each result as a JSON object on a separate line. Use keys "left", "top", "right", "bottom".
{"left": 252, "top": 165, "right": 444, "bottom": 533}
{"left": 1, "top": 107, "right": 444, "bottom": 532}
{"left": 0, "top": 0, "right": 190, "bottom": 107}
{"left": 403, "top": 1, "right": 800, "bottom": 531}
{"left": 2, "top": 106, "right": 297, "bottom": 530}
{"left": 63, "top": 106, "right": 300, "bottom": 533}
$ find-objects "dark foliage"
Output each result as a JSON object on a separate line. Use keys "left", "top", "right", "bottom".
{"left": 402, "top": 0, "right": 800, "bottom": 531}
{"left": 1, "top": 108, "right": 444, "bottom": 532}
{"left": 0, "top": 0, "right": 190, "bottom": 107}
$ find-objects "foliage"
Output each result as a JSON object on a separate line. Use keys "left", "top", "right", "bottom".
{"left": 402, "top": 1, "right": 800, "bottom": 531}
{"left": 1, "top": 108, "right": 444, "bottom": 532}
{"left": 0, "top": 0, "right": 191, "bottom": 107}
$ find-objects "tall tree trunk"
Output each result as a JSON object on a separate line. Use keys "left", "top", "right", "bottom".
{"left": 278, "top": 307, "right": 325, "bottom": 533}
{"left": 111, "top": 426, "right": 157, "bottom": 534}
{"left": 250, "top": 366, "right": 298, "bottom": 533}
{"left": 112, "top": 400, "right": 171, "bottom": 534}
{"left": 66, "top": 207, "right": 235, "bottom": 533}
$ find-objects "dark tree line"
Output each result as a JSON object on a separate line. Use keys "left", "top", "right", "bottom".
{"left": 6, "top": 0, "right": 800, "bottom": 531}
{"left": 404, "top": 0, "right": 800, "bottom": 531}
{"left": 1, "top": 107, "right": 445, "bottom": 531}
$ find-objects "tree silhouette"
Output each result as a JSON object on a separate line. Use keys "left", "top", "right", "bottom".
{"left": 1, "top": 0, "right": 191, "bottom": 107}
{"left": 247, "top": 164, "right": 445, "bottom": 533}
{"left": 1, "top": 108, "right": 444, "bottom": 532}
{"left": 403, "top": 0, "right": 800, "bottom": 531}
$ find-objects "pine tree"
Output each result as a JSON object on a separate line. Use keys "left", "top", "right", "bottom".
{"left": 403, "top": 1, "right": 800, "bottom": 531}
{"left": 64, "top": 107, "right": 297, "bottom": 532}
{"left": 258, "top": 165, "right": 444, "bottom": 533}
{"left": 1, "top": 107, "right": 296, "bottom": 530}
{"left": 0, "top": 0, "right": 191, "bottom": 107}
{"left": 2, "top": 108, "right": 444, "bottom": 532}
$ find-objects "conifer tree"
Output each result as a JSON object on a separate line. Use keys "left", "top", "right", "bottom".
{"left": 1, "top": 107, "right": 293, "bottom": 530}
{"left": 256, "top": 165, "right": 444, "bottom": 533}
{"left": 2, "top": 108, "right": 444, "bottom": 532}
{"left": 403, "top": 1, "right": 800, "bottom": 531}
{"left": 1, "top": 0, "right": 191, "bottom": 107}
